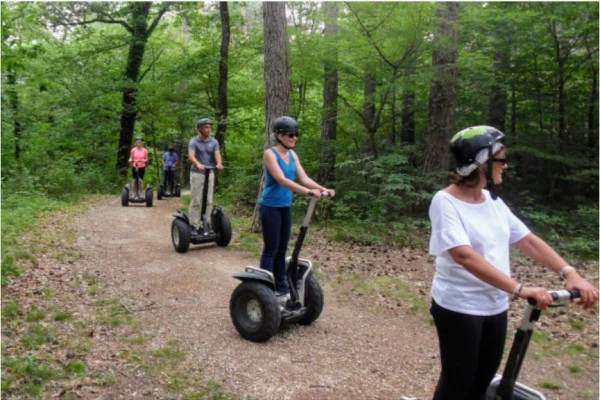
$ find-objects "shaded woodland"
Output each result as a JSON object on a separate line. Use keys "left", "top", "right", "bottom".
{"left": 2, "top": 2, "right": 598, "bottom": 254}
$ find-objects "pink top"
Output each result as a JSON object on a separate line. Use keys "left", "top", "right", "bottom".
{"left": 130, "top": 147, "right": 148, "bottom": 168}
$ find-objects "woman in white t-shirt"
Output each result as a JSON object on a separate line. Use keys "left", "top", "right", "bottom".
{"left": 428, "top": 126, "right": 598, "bottom": 400}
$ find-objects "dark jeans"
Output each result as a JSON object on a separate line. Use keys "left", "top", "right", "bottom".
{"left": 259, "top": 205, "right": 291, "bottom": 294}
{"left": 163, "top": 169, "right": 176, "bottom": 192}
{"left": 430, "top": 300, "right": 507, "bottom": 400}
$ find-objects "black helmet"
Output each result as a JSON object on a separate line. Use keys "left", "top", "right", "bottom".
{"left": 450, "top": 126, "right": 505, "bottom": 176}
{"left": 136, "top": 137, "right": 144, "bottom": 143}
{"left": 167, "top": 145, "right": 175, "bottom": 151}
{"left": 197, "top": 118, "right": 213, "bottom": 129}
{"left": 272, "top": 116, "right": 298, "bottom": 134}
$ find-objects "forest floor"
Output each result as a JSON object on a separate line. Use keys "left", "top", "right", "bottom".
{"left": 2, "top": 195, "right": 598, "bottom": 400}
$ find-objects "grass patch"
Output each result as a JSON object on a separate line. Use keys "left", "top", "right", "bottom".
{"left": 53, "top": 311, "right": 73, "bottom": 322}
{"left": 333, "top": 271, "right": 429, "bottom": 317}
{"left": 25, "top": 305, "right": 46, "bottom": 322}
{"left": 63, "top": 360, "right": 87, "bottom": 377}
{"left": 540, "top": 380, "right": 562, "bottom": 390}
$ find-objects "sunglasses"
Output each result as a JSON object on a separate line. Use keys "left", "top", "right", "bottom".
{"left": 492, "top": 157, "right": 508, "bottom": 165}
{"left": 283, "top": 132, "right": 299, "bottom": 138}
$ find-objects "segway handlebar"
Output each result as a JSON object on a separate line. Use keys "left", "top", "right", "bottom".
{"left": 527, "top": 289, "right": 581, "bottom": 307}
{"left": 306, "top": 190, "right": 330, "bottom": 198}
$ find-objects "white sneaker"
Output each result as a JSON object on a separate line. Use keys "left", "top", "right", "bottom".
{"left": 276, "top": 292, "right": 290, "bottom": 306}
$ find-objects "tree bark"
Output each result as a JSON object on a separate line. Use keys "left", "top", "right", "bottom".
{"left": 400, "top": 92, "right": 415, "bottom": 144}
{"left": 215, "top": 2, "right": 230, "bottom": 155}
{"left": 116, "top": 2, "right": 169, "bottom": 177}
{"left": 364, "top": 62, "right": 378, "bottom": 158}
{"left": 422, "top": 2, "right": 460, "bottom": 175}
{"left": 7, "top": 71, "right": 23, "bottom": 161}
{"left": 319, "top": 1, "right": 338, "bottom": 187}
{"left": 251, "top": 1, "right": 290, "bottom": 233}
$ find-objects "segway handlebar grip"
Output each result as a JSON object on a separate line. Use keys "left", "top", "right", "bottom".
{"left": 306, "top": 191, "right": 330, "bottom": 198}
{"left": 527, "top": 289, "right": 581, "bottom": 306}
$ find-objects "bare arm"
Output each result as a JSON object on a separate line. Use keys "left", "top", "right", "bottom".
{"left": 264, "top": 150, "right": 313, "bottom": 195}
{"left": 292, "top": 151, "right": 336, "bottom": 198}
{"left": 215, "top": 150, "right": 223, "bottom": 170}
{"left": 515, "top": 233, "right": 598, "bottom": 308}
{"left": 188, "top": 149, "right": 204, "bottom": 171}
{"left": 448, "top": 245, "right": 554, "bottom": 308}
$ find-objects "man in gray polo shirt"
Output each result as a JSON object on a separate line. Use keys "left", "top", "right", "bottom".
{"left": 188, "top": 118, "right": 223, "bottom": 233}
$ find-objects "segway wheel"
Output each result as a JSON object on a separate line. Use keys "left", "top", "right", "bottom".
{"left": 145, "top": 187, "right": 153, "bottom": 207}
{"left": 121, "top": 187, "right": 129, "bottom": 207}
{"left": 157, "top": 185, "right": 163, "bottom": 200}
{"left": 171, "top": 218, "right": 191, "bottom": 253}
{"left": 297, "top": 273, "right": 324, "bottom": 326}
{"left": 230, "top": 282, "right": 281, "bottom": 342}
{"left": 216, "top": 212, "right": 232, "bottom": 247}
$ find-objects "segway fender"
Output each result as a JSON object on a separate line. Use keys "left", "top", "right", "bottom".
{"left": 233, "top": 267, "right": 275, "bottom": 290}
{"left": 172, "top": 210, "right": 190, "bottom": 224}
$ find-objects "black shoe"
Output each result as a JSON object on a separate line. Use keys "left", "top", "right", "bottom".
{"left": 190, "top": 227, "right": 199, "bottom": 236}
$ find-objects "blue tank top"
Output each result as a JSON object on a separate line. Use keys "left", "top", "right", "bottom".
{"left": 259, "top": 148, "right": 296, "bottom": 207}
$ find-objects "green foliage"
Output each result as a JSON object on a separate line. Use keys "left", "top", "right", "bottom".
{"left": 520, "top": 205, "right": 598, "bottom": 260}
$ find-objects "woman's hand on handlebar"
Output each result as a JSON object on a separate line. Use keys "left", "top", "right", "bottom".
{"left": 565, "top": 273, "right": 599, "bottom": 309}
{"left": 520, "top": 286, "right": 553, "bottom": 309}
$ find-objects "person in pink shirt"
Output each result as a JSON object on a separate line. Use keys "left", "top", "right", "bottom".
{"left": 128, "top": 137, "right": 149, "bottom": 198}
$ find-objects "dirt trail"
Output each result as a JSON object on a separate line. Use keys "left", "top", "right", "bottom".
{"left": 72, "top": 196, "right": 598, "bottom": 400}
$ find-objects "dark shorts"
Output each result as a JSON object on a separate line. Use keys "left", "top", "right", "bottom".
{"left": 132, "top": 167, "right": 146, "bottom": 180}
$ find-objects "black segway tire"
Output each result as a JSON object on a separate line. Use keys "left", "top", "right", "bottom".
{"left": 171, "top": 218, "right": 191, "bottom": 253}
{"left": 121, "top": 187, "right": 129, "bottom": 207}
{"left": 157, "top": 185, "right": 163, "bottom": 200}
{"left": 216, "top": 212, "right": 232, "bottom": 247}
{"left": 145, "top": 187, "right": 153, "bottom": 207}
{"left": 298, "top": 273, "right": 324, "bottom": 326}
{"left": 230, "top": 282, "right": 281, "bottom": 342}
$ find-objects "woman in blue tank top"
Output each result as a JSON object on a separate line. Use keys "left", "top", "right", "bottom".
{"left": 259, "top": 116, "right": 336, "bottom": 302}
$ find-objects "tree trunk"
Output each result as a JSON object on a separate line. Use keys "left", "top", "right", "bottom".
{"left": 364, "top": 62, "right": 378, "bottom": 158}
{"left": 116, "top": 2, "right": 168, "bottom": 177}
{"left": 215, "top": 2, "right": 230, "bottom": 156}
{"left": 588, "top": 66, "right": 598, "bottom": 153}
{"left": 251, "top": 1, "right": 290, "bottom": 233}
{"left": 400, "top": 92, "right": 415, "bottom": 144}
{"left": 422, "top": 2, "right": 460, "bottom": 175}
{"left": 7, "top": 71, "right": 22, "bottom": 161}
{"left": 318, "top": 1, "right": 338, "bottom": 188}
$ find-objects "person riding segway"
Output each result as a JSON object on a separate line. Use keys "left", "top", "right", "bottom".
{"left": 158, "top": 145, "right": 181, "bottom": 200}
{"left": 122, "top": 137, "right": 153, "bottom": 207}
{"left": 229, "top": 116, "right": 335, "bottom": 342}
{"left": 171, "top": 118, "right": 231, "bottom": 252}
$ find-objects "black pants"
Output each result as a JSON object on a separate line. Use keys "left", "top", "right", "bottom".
{"left": 430, "top": 300, "right": 507, "bottom": 400}
{"left": 163, "top": 169, "right": 175, "bottom": 192}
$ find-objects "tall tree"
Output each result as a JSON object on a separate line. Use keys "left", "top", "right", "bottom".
{"left": 422, "top": 2, "right": 460, "bottom": 174}
{"left": 251, "top": 1, "right": 290, "bottom": 232}
{"left": 319, "top": 1, "right": 338, "bottom": 187}
{"left": 115, "top": 2, "right": 170, "bottom": 176}
{"left": 215, "top": 2, "right": 230, "bottom": 154}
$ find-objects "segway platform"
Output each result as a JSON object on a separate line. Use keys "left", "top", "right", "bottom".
{"left": 121, "top": 184, "right": 153, "bottom": 207}
{"left": 230, "top": 192, "right": 328, "bottom": 342}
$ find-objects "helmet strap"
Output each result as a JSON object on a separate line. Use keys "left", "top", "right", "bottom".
{"left": 485, "top": 146, "right": 498, "bottom": 200}
{"left": 276, "top": 134, "right": 292, "bottom": 150}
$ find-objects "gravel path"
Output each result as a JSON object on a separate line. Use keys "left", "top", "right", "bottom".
{"left": 71, "top": 195, "right": 598, "bottom": 400}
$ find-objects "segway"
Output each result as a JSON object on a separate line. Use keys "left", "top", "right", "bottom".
{"left": 121, "top": 162, "right": 153, "bottom": 207}
{"left": 486, "top": 289, "right": 581, "bottom": 400}
{"left": 229, "top": 191, "right": 329, "bottom": 342}
{"left": 171, "top": 166, "right": 231, "bottom": 253}
{"left": 157, "top": 168, "right": 181, "bottom": 200}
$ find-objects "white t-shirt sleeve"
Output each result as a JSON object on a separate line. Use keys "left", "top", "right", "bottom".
{"left": 497, "top": 198, "right": 530, "bottom": 244}
{"left": 429, "top": 192, "right": 471, "bottom": 256}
